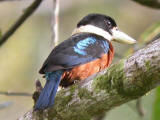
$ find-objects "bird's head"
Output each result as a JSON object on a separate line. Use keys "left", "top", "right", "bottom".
{"left": 72, "top": 13, "right": 136, "bottom": 44}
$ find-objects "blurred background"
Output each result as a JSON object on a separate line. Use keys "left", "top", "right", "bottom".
{"left": 0, "top": 0, "right": 160, "bottom": 119}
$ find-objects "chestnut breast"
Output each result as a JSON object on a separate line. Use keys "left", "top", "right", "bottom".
{"left": 60, "top": 43, "right": 114, "bottom": 87}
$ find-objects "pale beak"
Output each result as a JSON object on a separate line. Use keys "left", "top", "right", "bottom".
{"left": 111, "top": 28, "right": 136, "bottom": 44}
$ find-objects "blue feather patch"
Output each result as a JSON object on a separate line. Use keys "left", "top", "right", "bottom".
{"left": 34, "top": 70, "right": 64, "bottom": 110}
{"left": 101, "top": 41, "right": 109, "bottom": 53}
{"left": 74, "top": 37, "right": 96, "bottom": 55}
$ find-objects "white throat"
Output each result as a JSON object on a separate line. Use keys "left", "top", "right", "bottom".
{"left": 72, "top": 25, "right": 112, "bottom": 41}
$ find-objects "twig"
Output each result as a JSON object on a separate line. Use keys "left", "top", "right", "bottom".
{"left": 136, "top": 98, "right": 145, "bottom": 117}
{"left": 146, "top": 33, "right": 160, "bottom": 45}
{"left": 93, "top": 112, "right": 106, "bottom": 120}
{"left": 131, "top": 0, "right": 160, "bottom": 9}
{"left": 0, "top": 91, "right": 32, "bottom": 96}
{"left": 0, "top": 0, "right": 43, "bottom": 46}
{"left": 51, "top": 0, "right": 59, "bottom": 47}
{"left": 32, "top": 80, "right": 43, "bottom": 106}
{"left": 0, "top": 0, "right": 24, "bottom": 1}
{"left": 35, "top": 79, "right": 43, "bottom": 92}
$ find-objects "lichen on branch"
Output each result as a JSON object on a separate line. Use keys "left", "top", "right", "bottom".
{"left": 19, "top": 38, "right": 160, "bottom": 120}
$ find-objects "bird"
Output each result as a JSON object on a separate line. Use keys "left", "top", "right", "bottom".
{"left": 34, "top": 13, "right": 136, "bottom": 111}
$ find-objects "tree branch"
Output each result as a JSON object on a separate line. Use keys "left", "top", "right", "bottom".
{"left": 131, "top": 0, "right": 160, "bottom": 9}
{"left": 19, "top": 38, "right": 160, "bottom": 120}
{"left": 136, "top": 98, "right": 145, "bottom": 117}
{"left": 0, "top": 0, "right": 24, "bottom": 1}
{"left": 0, "top": 91, "right": 32, "bottom": 96}
{"left": 0, "top": 0, "right": 43, "bottom": 46}
{"left": 51, "top": 0, "right": 59, "bottom": 47}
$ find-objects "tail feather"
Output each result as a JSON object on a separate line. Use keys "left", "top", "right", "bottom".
{"left": 34, "top": 70, "right": 63, "bottom": 110}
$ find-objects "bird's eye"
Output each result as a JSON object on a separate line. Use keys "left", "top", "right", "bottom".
{"left": 107, "top": 21, "right": 112, "bottom": 28}
{"left": 104, "top": 20, "right": 112, "bottom": 28}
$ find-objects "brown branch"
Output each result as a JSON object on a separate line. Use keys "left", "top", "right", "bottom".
{"left": 131, "top": 0, "right": 160, "bottom": 9}
{"left": 0, "top": 91, "right": 32, "bottom": 96}
{"left": 0, "top": 0, "right": 43, "bottom": 46}
{"left": 93, "top": 113, "right": 106, "bottom": 120}
{"left": 136, "top": 98, "right": 145, "bottom": 117}
{"left": 32, "top": 80, "right": 43, "bottom": 106}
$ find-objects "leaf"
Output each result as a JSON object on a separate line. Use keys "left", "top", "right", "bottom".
{"left": 125, "top": 22, "right": 160, "bottom": 57}
{"left": 152, "top": 87, "right": 160, "bottom": 120}
{"left": 132, "top": 0, "right": 160, "bottom": 9}
{"left": 139, "top": 22, "right": 160, "bottom": 44}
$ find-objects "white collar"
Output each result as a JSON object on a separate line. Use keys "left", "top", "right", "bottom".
{"left": 72, "top": 25, "right": 112, "bottom": 41}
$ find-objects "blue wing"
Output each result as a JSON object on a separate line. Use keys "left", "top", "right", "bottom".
{"left": 39, "top": 33, "right": 110, "bottom": 74}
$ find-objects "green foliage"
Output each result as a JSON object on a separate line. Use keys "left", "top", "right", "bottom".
{"left": 152, "top": 87, "right": 160, "bottom": 120}
{"left": 139, "top": 22, "right": 160, "bottom": 44}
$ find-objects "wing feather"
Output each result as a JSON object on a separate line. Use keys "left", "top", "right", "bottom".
{"left": 39, "top": 33, "right": 112, "bottom": 74}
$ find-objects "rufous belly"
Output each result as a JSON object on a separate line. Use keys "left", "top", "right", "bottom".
{"left": 60, "top": 44, "right": 114, "bottom": 87}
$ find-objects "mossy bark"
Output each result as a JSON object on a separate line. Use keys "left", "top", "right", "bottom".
{"left": 19, "top": 38, "right": 160, "bottom": 120}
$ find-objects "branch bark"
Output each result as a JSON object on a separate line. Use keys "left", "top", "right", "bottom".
{"left": 131, "top": 0, "right": 160, "bottom": 9}
{"left": 0, "top": 91, "right": 32, "bottom": 96}
{"left": 19, "top": 38, "right": 160, "bottom": 120}
{"left": 0, "top": 0, "right": 43, "bottom": 46}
